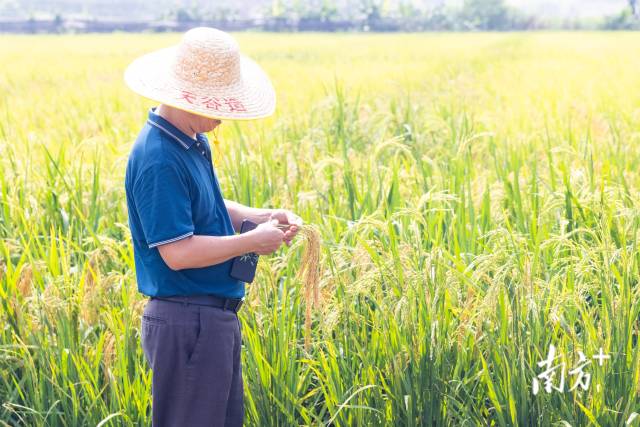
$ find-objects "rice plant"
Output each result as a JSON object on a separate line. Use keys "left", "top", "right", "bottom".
{"left": 0, "top": 32, "right": 639, "bottom": 426}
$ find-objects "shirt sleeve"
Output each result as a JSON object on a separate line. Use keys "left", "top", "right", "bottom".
{"left": 132, "top": 162, "right": 195, "bottom": 248}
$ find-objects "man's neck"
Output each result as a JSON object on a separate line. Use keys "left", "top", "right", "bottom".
{"left": 156, "top": 104, "right": 197, "bottom": 140}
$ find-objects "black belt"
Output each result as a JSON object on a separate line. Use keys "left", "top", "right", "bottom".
{"left": 150, "top": 294, "right": 244, "bottom": 313}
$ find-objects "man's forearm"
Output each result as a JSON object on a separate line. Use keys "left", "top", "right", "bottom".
{"left": 224, "top": 199, "right": 272, "bottom": 231}
{"left": 163, "top": 233, "right": 255, "bottom": 271}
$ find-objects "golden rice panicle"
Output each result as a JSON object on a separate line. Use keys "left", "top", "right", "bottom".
{"left": 295, "top": 224, "right": 322, "bottom": 351}
{"left": 80, "top": 252, "right": 102, "bottom": 326}
{"left": 132, "top": 298, "right": 147, "bottom": 320}
{"left": 102, "top": 330, "right": 116, "bottom": 382}
{"left": 17, "top": 263, "right": 33, "bottom": 299}
{"left": 299, "top": 224, "right": 322, "bottom": 303}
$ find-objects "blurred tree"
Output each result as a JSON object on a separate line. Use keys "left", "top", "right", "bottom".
{"left": 602, "top": 7, "right": 640, "bottom": 29}
{"left": 360, "top": 0, "right": 381, "bottom": 29}
{"left": 296, "top": 0, "right": 339, "bottom": 31}
{"left": 318, "top": 0, "right": 338, "bottom": 23}
{"left": 359, "top": 0, "right": 398, "bottom": 31}
{"left": 174, "top": 7, "right": 196, "bottom": 22}
{"left": 397, "top": 0, "right": 427, "bottom": 30}
{"left": 210, "top": 7, "right": 238, "bottom": 22}
{"left": 460, "top": 0, "right": 513, "bottom": 30}
{"left": 425, "top": 4, "right": 456, "bottom": 31}
{"left": 53, "top": 12, "right": 63, "bottom": 33}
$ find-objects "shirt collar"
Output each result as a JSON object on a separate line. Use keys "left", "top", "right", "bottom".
{"left": 147, "top": 107, "right": 205, "bottom": 150}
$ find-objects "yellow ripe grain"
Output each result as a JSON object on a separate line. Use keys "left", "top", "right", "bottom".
{"left": 17, "top": 263, "right": 33, "bottom": 299}
{"left": 80, "top": 252, "right": 101, "bottom": 325}
{"left": 102, "top": 331, "right": 116, "bottom": 381}
{"left": 295, "top": 224, "right": 322, "bottom": 351}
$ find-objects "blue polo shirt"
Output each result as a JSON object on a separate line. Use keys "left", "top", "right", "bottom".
{"left": 125, "top": 107, "right": 245, "bottom": 298}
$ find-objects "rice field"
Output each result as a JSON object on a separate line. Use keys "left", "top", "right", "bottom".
{"left": 1, "top": 31, "right": 640, "bottom": 426}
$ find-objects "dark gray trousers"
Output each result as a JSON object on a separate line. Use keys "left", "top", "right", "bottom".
{"left": 140, "top": 297, "right": 243, "bottom": 427}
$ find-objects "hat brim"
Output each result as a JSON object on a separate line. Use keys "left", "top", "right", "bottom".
{"left": 124, "top": 45, "right": 276, "bottom": 121}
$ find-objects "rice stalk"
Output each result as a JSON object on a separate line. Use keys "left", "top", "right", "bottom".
{"left": 102, "top": 330, "right": 116, "bottom": 382}
{"left": 294, "top": 224, "right": 321, "bottom": 351}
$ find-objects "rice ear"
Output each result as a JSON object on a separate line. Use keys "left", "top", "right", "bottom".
{"left": 295, "top": 224, "right": 322, "bottom": 351}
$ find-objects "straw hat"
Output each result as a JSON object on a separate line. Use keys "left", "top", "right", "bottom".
{"left": 124, "top": 27, "right": 276, "bottom": 120}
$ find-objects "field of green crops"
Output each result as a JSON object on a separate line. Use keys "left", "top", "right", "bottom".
{"left": 1, "top": 32, "right": 640, "bottom": 426}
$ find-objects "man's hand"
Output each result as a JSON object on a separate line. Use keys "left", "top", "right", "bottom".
{"left": 269, "top": 209, "right": 303, "bottom": 247}
{"left": 250, "top": 219, "right": 286, "bottom": 255}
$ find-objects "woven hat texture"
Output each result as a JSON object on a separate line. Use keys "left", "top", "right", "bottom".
{"left": 124, "top": 27, "right": 276, "bottom": 120}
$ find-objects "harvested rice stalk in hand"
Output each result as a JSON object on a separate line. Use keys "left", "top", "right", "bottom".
{"left": 292, "top": 224, "right": 321, "bottom": 350}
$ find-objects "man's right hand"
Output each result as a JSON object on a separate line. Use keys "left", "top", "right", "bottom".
{"left": 249, "top": 219, "right": 286, "bottom": 255}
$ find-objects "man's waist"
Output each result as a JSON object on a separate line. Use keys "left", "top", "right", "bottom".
{"left": 150, "top": 294, "right": 244, "bottom": 312}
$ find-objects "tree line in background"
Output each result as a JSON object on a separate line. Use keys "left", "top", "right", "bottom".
{"left": 166, "top": 0, "right": 640, "bottom": 31}
{"left": 1, "top": 0, "right": 639, "bottom": 32}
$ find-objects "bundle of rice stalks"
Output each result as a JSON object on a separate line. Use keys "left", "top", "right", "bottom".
{"left": 292, "top": 223, "right": 322, "bottom": 351}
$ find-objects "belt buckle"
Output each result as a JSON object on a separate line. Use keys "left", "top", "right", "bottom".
{"left": 235, "top": 298, "right": 244, "bottom": 312}
{"left": 222, "top": 297, "right": 244, "bottom": 312}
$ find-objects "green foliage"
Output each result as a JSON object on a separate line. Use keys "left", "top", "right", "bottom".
{"left": 602, "top": 8, "right": 640, "bottom": 30}
{"left": 459, "top": 0, "right": 512, "bottom": 31}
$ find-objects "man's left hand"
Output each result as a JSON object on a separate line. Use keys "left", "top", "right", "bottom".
{"left": 269, "top": 209, "right": 303, "bottom": 247}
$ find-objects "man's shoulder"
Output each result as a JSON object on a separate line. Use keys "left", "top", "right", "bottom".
{"left": 126, "top": 127, "right": 187, "bottom": 189}
{"left": 139, "top": 122, "right": 183, "bottom": 152}
{"left": 130, "top": 126, "right": 184, "bottom": 167}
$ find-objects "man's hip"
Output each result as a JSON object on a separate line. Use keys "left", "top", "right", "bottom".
{"left": 141, "top": 296, "right": 243, "bottom": 426}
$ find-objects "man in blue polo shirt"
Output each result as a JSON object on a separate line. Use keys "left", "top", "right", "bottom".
{"left": 123, "top": 28, "right": 302, "bottom": 426}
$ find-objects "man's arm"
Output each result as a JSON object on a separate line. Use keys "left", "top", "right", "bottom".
{"left": 224, "top": 199, "right": 272, "bottom": 231}
{"left": 157, "top": 220, "right": 285, "bottom": 271}
{"left": 158, "top": 233, "right": 254, "bottom": 271}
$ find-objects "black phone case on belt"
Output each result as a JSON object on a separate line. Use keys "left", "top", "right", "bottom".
{"left": 229, "top": 219, "right": 259, "bottom": 283}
